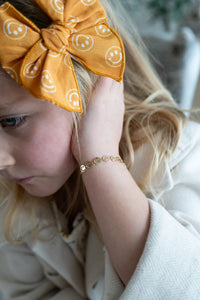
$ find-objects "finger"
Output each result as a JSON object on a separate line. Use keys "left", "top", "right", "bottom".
{"left": 91, "top": 77, "right": 112, "bottom": 100}
{"left": 97, "top": 76, "right": 113, "bottom": 90}
{"left": 110, "top": 77, "right": 124, "bottom": 90}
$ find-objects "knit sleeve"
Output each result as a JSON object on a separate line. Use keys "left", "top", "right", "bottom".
{"left": 103, "top": 122, "right": 200, "bottom": 300}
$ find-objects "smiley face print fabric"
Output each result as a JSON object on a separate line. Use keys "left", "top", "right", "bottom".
{"left": 0, "top": 0, "right": 125, "bottom": 113}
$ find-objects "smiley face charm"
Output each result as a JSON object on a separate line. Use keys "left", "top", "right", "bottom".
{"left": 3, "top": 19, "right": 27, "bottom": 40}
{"left": 105, "top": 46, "right": 123, "bottom": 68}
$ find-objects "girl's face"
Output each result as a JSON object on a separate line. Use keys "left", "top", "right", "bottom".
{"left": 0, "top": 73, "right": 76, "bottom": 197}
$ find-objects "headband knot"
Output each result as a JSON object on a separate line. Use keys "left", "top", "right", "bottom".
{"left": 41, "top": 23, "right": 70, "bottom": 53}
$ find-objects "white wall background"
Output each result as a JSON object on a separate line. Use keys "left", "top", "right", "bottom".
{"left": 119, "top": 0, "right": 200, "bottom": 111}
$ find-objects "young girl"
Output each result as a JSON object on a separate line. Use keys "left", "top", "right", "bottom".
{"left": 0, "top": 0, "right": 200, "bottom": 299}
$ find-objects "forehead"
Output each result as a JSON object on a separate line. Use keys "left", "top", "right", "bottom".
{"left": 0, "top": 70, "right": 35, "bottom": 109}
{"left": 0, "top": 71, "right": 67, "bottom": 117}
{"left": 0, "top": 68, "right": 20, "bottom": 92}
{"left": 0, "top": 68, "right": 71, "bottom": 116}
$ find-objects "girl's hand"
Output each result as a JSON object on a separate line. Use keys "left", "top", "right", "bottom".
{"left": 72, "top": 77, "right": 124, "bottom": 163}
{"left": 72, "top": 78, "right": 150, "bottom": 286}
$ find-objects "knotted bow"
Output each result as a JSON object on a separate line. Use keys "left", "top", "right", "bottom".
{"left": 0, "top": 0, "right": 125, "bottom": 113}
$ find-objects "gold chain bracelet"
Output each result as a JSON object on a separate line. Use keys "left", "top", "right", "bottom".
{"left": 80, "top": 155, "right": 124, "bottom": 174}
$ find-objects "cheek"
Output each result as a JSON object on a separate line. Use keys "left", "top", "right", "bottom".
{"left": 25, "top": 123, "right": 74, "bottom": 173}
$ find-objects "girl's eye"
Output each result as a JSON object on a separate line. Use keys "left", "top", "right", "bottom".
{"left": 0, "top": 116, "right": 26, "bottom": 128}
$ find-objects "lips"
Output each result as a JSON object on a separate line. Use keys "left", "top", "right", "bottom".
{"left": 13, "top": 176, "right": 34, "bottom": 184}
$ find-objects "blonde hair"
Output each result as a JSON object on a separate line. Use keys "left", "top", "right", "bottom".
{"left": 0, "top": 0, "right": 186, "bottom": 242}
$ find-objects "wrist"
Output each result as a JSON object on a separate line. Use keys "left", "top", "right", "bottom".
{"left": 79, "top": 148, "right": 120, "bottom": 164}
{"left": 80, "top": 155, "right": 124, "bottom": 174}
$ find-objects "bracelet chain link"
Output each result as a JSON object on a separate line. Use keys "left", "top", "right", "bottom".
{"left": 80, "top": 156, "right": 124, "bottom": 174}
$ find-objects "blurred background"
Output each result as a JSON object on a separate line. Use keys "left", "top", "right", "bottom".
{"left": 118, "top": 0, "right": 200, "bottom": 113}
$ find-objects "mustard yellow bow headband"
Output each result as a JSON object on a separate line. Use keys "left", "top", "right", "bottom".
{"left": 0, "top": 0, "right": 125, "bottom": 113}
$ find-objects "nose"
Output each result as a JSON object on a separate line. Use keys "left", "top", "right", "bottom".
{"left": 0, "top": 154, "right": 16, "bottom": 170}
{"left": 0, "top": 141, "right": 16, "bottom": 170}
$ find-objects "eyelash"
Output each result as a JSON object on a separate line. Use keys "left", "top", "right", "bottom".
{"left": 0, "top": 116, "right": 27, "bottom": 129}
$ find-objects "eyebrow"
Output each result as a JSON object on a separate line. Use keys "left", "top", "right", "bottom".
{"left": 0, "top": 91, "right": 30, "bottom": 112}
{"left": 0, "top": 101, "right": 19, "bottom": 112}
{"left": 0, "top": 98, "right": 30, "bottom": 116}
